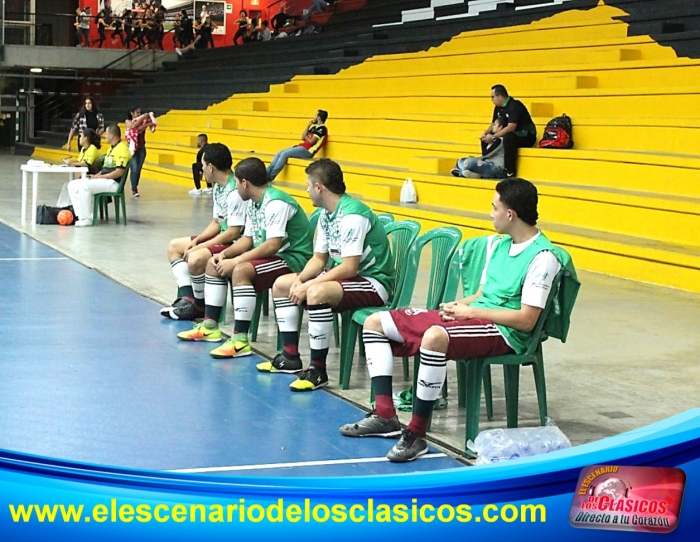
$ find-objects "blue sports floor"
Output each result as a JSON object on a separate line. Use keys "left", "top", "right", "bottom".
{"left": 0, "top": 224, "right": 463, "bottom": 476}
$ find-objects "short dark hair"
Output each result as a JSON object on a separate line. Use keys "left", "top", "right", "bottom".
{"left": 317, "top": 110, "right": 329, "bottom": 123}
{"left": 197, "top": 133, "right": 208, "bottom": 142}
{"left": 106, "top": 124, "right": 121, "bottom": 138}
{"left": 495, "top": 178, "right": 539, "bottom": 226}
{"left": 126, "top": 106, "right": 140, "bottom": 120}
{"left": 235, "top": 157, "right": 268, "bottom": 186}
{"left": 306, "top": 158, "right": 345, "bottom": 195}
{"left": 494, "top": 114, "right": 508, "bottom": 128}
{"left": 202, "top": 143, "right": 232, "bottom": 171}
{"left": 491, "top": 84, "right": 509, "bottom": 98}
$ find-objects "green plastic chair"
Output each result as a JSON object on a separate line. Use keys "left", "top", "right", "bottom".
{"left": 337, "top": 219, "right": 421, "bottom": 389}
{"left": 454, "top": 264, "right": 578, "bottom": 449}
{"left": 248, "top": 208, "right": 322, "bottom": 347}
{"left": 377, "top": 213, "right": 394, "bottom": 226}
{"left": 92, "top": 162, "right": 130, "bottom": 225}
{"left": 340, "top": 225, "right": 463, "bottom": 390}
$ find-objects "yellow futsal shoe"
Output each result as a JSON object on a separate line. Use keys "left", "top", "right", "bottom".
{"left": 177, "top": 320, "right": 222, "bottom": 342}
{"left": 289, "top": 366, "right": 328, "bottom": 392}
{"left": 209, "top": 334, "right": 252, "bottom": 359}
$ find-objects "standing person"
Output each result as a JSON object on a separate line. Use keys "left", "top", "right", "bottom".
{"left": 66, "top": 125, "right": 131, "bottom": 227}
{"left": 65, "top": 96, "right": 105, "bottom": 151}
{"left": 180, "top": 9, "right": 193, "bottom": 46}
{"left": 111, "top": 11, "right": 125, "bottom": 46}
{"left": 233, "top": 10, "right": 249, "bottom": 45}
{"left": 481, "top": 84, "right": 537, "bottom": 178}
{"left": 125, "top": 107, "right": 148, "bottom": 197}
{"left": 92, "top": 10, "right": 107, "bottom": 48}
{"left": 257, "top": 159, "right": 395, "bottom": 392}
{"left": 176, "top": 157, "right": 312, "bottom": 358}
{"left": 162, "top": 143, "right": 247, "bottom": 321}
{"left": 190, "top": 134, "right": 213, "bottom": 196}
{"left": 267, "top": 110, "right": 328, "bottom": 181}
{"left": 271, "top": 6, "right": 289, "bottom": 36}
{"left": 78, "top": 6, "right": 91, "bottom": 47}
{"left": 339, "top": 178, "right": 562, "bottom": 462}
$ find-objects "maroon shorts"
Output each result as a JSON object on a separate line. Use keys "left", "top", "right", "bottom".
{"left": 249, "top": 257, "right": 293, "bottom": 292}
{"left": 333, "top": 276, "right": 386, "bottom": 312}
{"left": 384, "top": 308, "right": 513, "bottom": 359}
{"left": 190, "top": 235, "right": 229, "bottom": 256}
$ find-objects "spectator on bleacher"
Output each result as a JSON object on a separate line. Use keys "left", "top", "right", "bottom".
{"left": 67, "top": 125, "right": 131, "bottom": 228}
{"left": 259, "top": 20, "right": 272, "bottom": 41}
{"left": 267, "top": 110, "right": 329, "bottom": 181}
{"left": 244, "top": 18, "right": 259, "bottom": 43}
{"left": 190, "top": 134, "right": 213, "bottom": 196}
{"left": 340, "top": 178, "right": 561, "bottom": 462}
{"left": 233, "top": 10, "right": 250, "bottom": 45}
{"left": 176, "top": 157, "right": 313, "bottom": 355}
{"left": 481, "top": 84, "right": 537, "bottom": 178}
{"left": 271, "top": 6, "right": 290, "bottom": 36}
{"left": 123, "top": 10, "right": 134, "bottom": 48}
{"left": 65, "top": 96, "right": 105, "bottom": 152}
{"left": 92, "top": 10, "right": 108, "bottom": 48}
{"left": 77, "top": 6, "right": 91, "bottom": 47}
{"left": 161, "top": 143, "right": 247, "bottom": 321}
{"left": 304, "top": 0, "right": 329, "bottom": 21}
{"left": 257, "top": 158, "right": 395, "bottom": 392}
{"left": 111, "top": 11, "right": 125, "bottom": 46}
{"left": 175, "top": 16, "right": 216, "bottom": 54}
{"left": 453, "top": 115, "right": 507, "bottom": 179}
{"left": 125, "top": 107, "right": 149, "bottom": 197}
{"left": 200, "top": 4, "right": 209, "bottom": 24}
{"left": 180, "top": 9, "right": 194, "bottom": 46}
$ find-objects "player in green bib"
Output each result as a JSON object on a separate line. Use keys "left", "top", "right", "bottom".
{"left": 256, "top": 159, "right": 396, "bottom": 392}
{"left": 177, "top": 156, "right": 313, "bottom": 359}
{"left": 340, "top": 178, "right": 565, "bottom": 462}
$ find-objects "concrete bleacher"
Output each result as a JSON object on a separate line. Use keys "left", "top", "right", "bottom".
{"left": 32, "top": 0, "right": 700, "bottom": 294}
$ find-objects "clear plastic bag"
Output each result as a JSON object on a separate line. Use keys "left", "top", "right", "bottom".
{"left": 467, "top": 419, "right": 571, "bottom": 465}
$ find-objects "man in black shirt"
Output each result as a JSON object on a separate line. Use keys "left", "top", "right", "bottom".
{"left": 190, "top": 134, "right": 211, "bottom": 196}
{"left": 480, "top": 84, "right": 537, "bottom": 177}
{"left": 271, "top": 6, "right": 290, "bottom": 35}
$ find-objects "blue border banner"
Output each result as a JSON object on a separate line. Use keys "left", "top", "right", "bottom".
{"left": 2, "top": 410, "right": 700, "bottom": 540}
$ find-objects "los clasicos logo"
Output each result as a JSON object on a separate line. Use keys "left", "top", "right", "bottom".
{"left": 568, "top": 465, "right": 685, "bottom": 534}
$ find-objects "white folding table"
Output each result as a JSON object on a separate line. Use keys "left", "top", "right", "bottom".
{"left": 20, "top": 163, "right": 89, "bottom": 223}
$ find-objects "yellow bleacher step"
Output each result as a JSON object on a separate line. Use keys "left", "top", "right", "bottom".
{"left": 546, "top": 75, "right": 599, "bottom": 90}
{"left": 586, "top": 48, "right": 642, "bottom": 63}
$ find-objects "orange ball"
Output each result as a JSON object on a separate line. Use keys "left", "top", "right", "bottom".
{"left": 57, "top": 209, "right": 74, "bottom": 226}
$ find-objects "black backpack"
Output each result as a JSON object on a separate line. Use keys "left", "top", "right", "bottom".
{"left": 539, "top": 114, "right": 573, "bottom": 149}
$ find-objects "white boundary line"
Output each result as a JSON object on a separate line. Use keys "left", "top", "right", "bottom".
{"left": 0, "top": 257, "right": 69, "bottom": 261}
{"left": 171, "top": 453, "right": 448, "bottom": 474}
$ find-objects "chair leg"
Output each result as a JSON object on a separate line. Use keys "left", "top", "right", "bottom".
{"left": 339, "top": 317, "right": 358, "bottom": 390}
{"left": 456, "top": 361, "right": 466, "bottom": 408}
{"left": 250, "top": 292, "right": 264, "bottom": 342}
{"left": 114, "top": 197, "right": 120, "bottom": 224}
{"left": 262, "top": 289, "right": 270, "bottom": 317}
{"left": 532, "top": 351, "right": 548, "bottom": 426}
{"left": 333, "top": 313, "right": 340, "bottom": 348}
{"left": 503, "top": 365, "right": 521, "bottom": 429}
{"left": 92, "top": 197, "right": 99, "bottom": 225}
{"left": 465, "top": 360, "right": 486, "bottom": 447}
{"left": 483, "top": 366, "right": 494, "bottom": 421}
{"left": 121, "top": 195, "right": 127, "bottom": 225}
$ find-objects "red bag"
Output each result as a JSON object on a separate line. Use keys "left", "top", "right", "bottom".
{"left": 539, "top": 114, "right": 573, "bottom": 149}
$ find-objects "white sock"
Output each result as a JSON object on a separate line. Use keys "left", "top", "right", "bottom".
{"left": 171, "top": 259, "right": 190, "bottom": 288}
{"left": 415, "top": 347, "right": 447, "bottom": 402}
{"left": 363, "top": 330, "right": 393, "bottom": 378}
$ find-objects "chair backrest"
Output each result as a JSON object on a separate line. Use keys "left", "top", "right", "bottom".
{"left": 377, "top": 213, "right": 394, "bottom": 226}
{"left": 442, "top": 235, "right": 499, "bottom": 302}
{"left": 114, "top": 162, "right": 132, "bottom": 195}
{"left": 308, "top": 207, "right": 322, "bottom": 233}
{"left": 393, "top": 226, "right": 462, "bottom": 310}
{"left": 383, "top": 220, "right": 421, "bottom": 306}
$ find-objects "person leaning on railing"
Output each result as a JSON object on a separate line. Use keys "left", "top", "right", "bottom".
{"left": 64, "top": 96, "right": 105, "bottom": 152}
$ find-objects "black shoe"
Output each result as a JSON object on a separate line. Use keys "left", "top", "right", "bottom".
{"left": 387, "top": 429, "right": 429, "bottom": 462}
{"left": 504, "top": 169, "right": 516, "bottom": 178}
{"left": 160, "top": 297, "right": 190, "bottom": 317}
{"left": 256, "top": 352, "right": 303, "bottom": 373}
{"left": 168, "top": 301, "right": 205, "bottom": 321}
{"left": 289, "top": 366, "right": 328, "bottom": 392}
